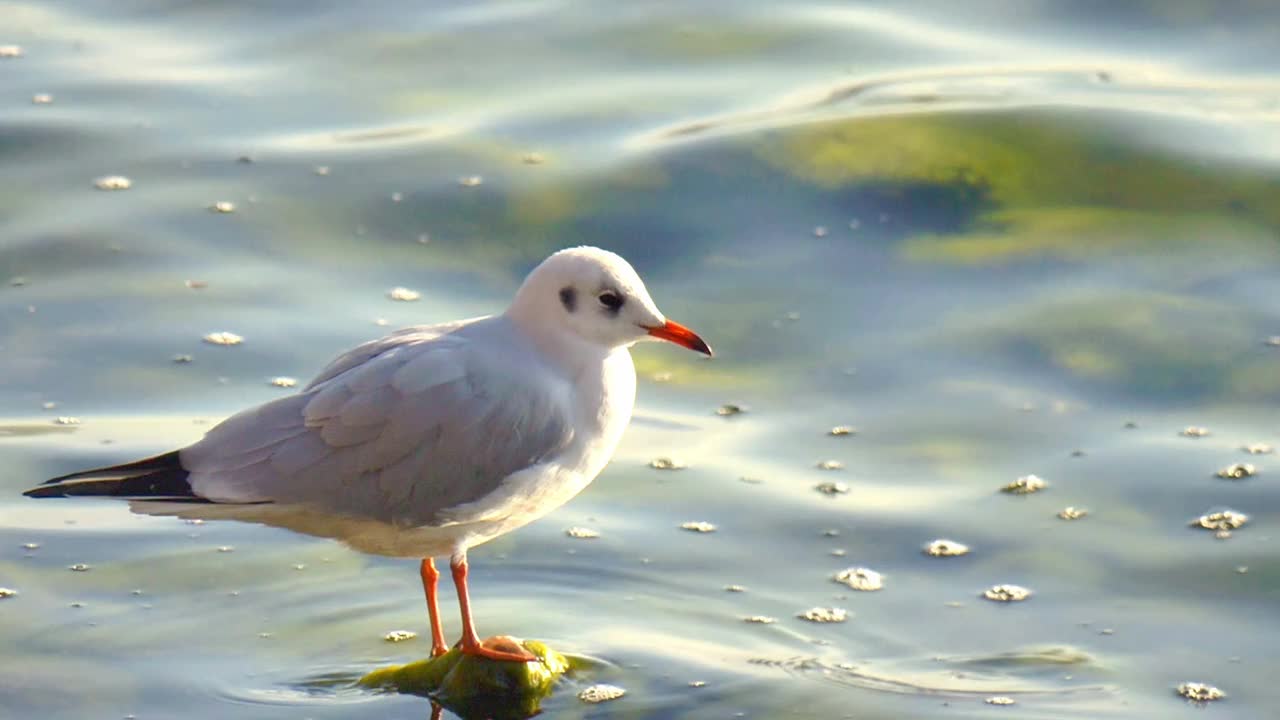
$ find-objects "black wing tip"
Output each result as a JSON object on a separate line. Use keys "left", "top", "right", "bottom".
{"left": 23, "top": 485, "right": 68, "bottom": 499}
{"left": 39, "top": 450, "right": 184, "bottom": 485}
{"left": 25, "top": 451, "right": 197, "bottom": 500}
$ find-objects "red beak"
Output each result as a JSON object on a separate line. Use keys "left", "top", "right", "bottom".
{"left": 646, "top": 319, "right": 713, "bottom": 357}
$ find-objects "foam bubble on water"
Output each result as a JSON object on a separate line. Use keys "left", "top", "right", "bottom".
{"left": 925, "top": 539, "right": 970, "bottom": 557}
{"left": 1216, "top": 463, "right": 1256, "bottom": 480}
{"left": 578, "top": 684, "right": 626, "bottom": 703}
{"left": 649, "top": 457, "right": 686, "bottom": 470}
{"left": 680, "top": 521, "right": 717, "bottom": 533}
{"left": 983, "top": 584, "right": 1031, "bottom": 602}
{"left": 1193, "top": 510, "right": 1247, "bottom": 531}
{"left": 94, "top": 175, "right": 132, "bottom": 190}
{"left": 1177, "top": 682, "right": 1224, "bottom": 702}
{"left": 834, "top": 567, "right": 883, "bottom": 591}
{"left": 387, "top": 287, "right": 420, "bottom": 301}
{"left": 798, "top": 607, "right": 848, "bottom": 623}
{"left": 203, "top": 332, "right": 243, "bottom": 346}
{"left": 1002, "top": 475, "right": 1047, "bottom": 494}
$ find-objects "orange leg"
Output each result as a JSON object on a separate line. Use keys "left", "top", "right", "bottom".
{"left": 450, "top": 552, "right": 536, "bottom": 662}
{"left": 419, "top": 558, "right": 448, "bottom": 657}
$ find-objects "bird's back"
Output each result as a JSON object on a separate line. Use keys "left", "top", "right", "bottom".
{"left": 181, "top": 316, "right": 579, "bottom": 527}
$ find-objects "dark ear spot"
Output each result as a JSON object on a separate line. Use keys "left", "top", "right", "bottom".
{"left": 559, "top": 286, "right": 576, "bottom": 313}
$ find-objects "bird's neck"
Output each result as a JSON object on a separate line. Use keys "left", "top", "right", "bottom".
{"left": 500, "top": 310, "right": 636, "bottom": 465}
{"left": 503, "top": 308, "right": 609, "bottom": 379}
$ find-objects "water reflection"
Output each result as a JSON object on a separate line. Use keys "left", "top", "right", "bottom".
{"left": 4, "top": 1, "right": 1280, "bottom": 718}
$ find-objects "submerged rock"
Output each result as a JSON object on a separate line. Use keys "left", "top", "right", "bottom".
{"left": 1181, "top": 426, "right": 1210, "bottom": 438}
{"left": 1057, "top": 506, "right": 1088, "bottom": 520}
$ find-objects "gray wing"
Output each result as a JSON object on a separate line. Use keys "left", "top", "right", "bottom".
{"left": 180, "top": 328, "right": 576, "bottom": 527}
{"left": 302, "top": 321, "right": 467, "bottom": 391}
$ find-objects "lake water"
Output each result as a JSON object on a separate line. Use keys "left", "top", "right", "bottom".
{"left": 3, "top": 2, "right": 1279, "bottom": 718}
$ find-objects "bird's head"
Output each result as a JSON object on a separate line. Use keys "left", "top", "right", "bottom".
{"left": 508, "top": 246, "right": 712, "bottom": 357}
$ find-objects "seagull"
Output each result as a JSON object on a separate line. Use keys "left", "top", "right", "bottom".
{"left": 24, "top": 246, "right": 711, "bottom": 663}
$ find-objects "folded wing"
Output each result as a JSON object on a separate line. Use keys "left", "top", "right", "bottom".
{"left": 181, "top": 325, "right": 576, "bottom": 527}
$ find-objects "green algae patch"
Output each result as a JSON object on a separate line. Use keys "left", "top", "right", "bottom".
{"left": 945, "top": 290, "right": 1278, "bottom": 401}
{"left": 759, "top": 111, "right": 1280, "bottom": 214}
{"left": 360, "top": 640, "right": 576, "bottom": 716}
{"left": 902, "top": 207, "right": 1278, "bottom": 266}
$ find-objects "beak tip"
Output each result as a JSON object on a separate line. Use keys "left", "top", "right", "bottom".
{"left": 647, "top": 319, "right": 713, "bottom": 357}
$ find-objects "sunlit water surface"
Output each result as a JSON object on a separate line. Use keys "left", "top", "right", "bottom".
{"left": 3, "top": 2, "right": 1280, "bottom": 719}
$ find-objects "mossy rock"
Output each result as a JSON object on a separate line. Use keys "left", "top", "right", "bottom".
{"left": 360, "top": 639, "right": 576, "bottom": 719}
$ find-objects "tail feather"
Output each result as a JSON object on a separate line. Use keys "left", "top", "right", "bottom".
{"left": 24, "top": 451, "right": 204, "bottom": 501}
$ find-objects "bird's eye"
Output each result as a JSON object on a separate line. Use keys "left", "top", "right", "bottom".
{"left": 598, "top": 291, "right": 624, "bottom": 311}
